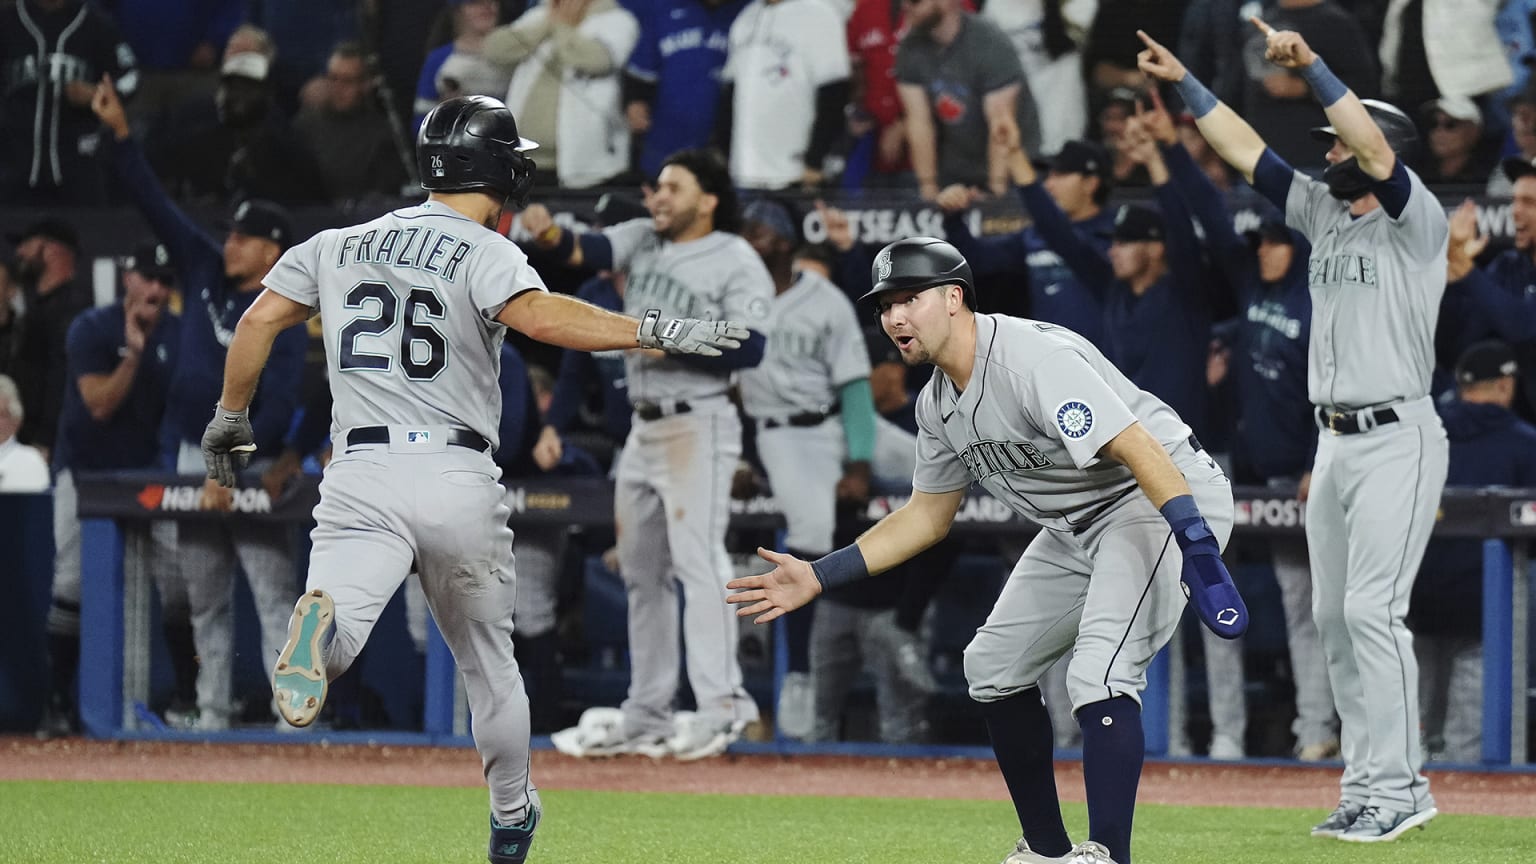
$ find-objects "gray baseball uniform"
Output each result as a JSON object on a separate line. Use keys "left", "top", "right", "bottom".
{"left": 263, "top": 200, "right": 543, "bottom": 827}
{"left": 738, "top": 269, "right": 870, "bottom": 555}
{"left": 1285, "top": 167, "right": 1448, "bottom": 813}
{"left": 602, "top": 217, "right": 773, "bottom": 739}
{"left": 912, "top": 315, "right": 1232, "bottom": 711}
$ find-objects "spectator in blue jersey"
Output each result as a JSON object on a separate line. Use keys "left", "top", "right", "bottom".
{"left": 1439, "top": 164, "right": 1536, "bottom": 420}
{"left": 1410, "top": 341, "right": 1536, "bottom": 762}
{"left": 978, "top": 108, "right": 1212, "bottom": 436}
{"left": 93, "top": 80, "right": 307, "bottom": 730}
{"left": 529, "top": 192, "right": 649, "bottom": 476}
{"left": 41, "top": 244, "right": 194, "bottom": 738}
{"left": 937, "top": 139, "right": 1116, "bottom": 347}
{"left": 412, "top": 0, "right": 509, "bottom": 133}
{"left": 624, "top": 0, "right": 746, "bottom": 181}
{"left": 1160, "top": 93, "right": 1342, "bottom": 761}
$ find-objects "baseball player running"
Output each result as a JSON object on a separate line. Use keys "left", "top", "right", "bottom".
{"left": 1137, "top": 20, "right": 1445, "bottom": 842}
{"left": 512, "top": 148, "right": 774, "bottom": 760}
{"left": 198, "top": 96, "right": 748, "bottom": 864}
{"left": 728, "top": 237, "right": 1243, "bottom": 864}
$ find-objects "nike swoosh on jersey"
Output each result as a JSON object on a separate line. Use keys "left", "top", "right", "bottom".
{"left": 942, "top": 410, "right": 955, "bottom": 423}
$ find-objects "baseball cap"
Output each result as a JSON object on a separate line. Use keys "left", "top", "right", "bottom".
{"left": 226, "top": 199, "right": 293, "bottom": 249}
{"left": 1034, "top": 139, "right": 1111, "bottom": 183}
{"left": 221, "top": 51, "right": 270, "bottom": 83}
{"left": 592, "top": 192, "right": 649, "bottom": 228}
{"left": 6, "top": 217, "right": 79, "bottom": 251}
{"left": 1243, "top": 219, "right": 1294, "bottom": 248}
{"left": 742, "top": 198, "right": 799, "bottom": 243}
{"left": 1455, "top": 340, "right": 1519, "bottom": 385}
{"left": 123, "top": 243, "right": 175, "bottom": 283}
{"left": 1422, "top": 95, "right": 1482, "bottom": 127}
{"left": 1103, "top": 87, "right": 1140, "bottom": 110}
{"left": 1504, "top": 155, "right": 1536, "bottom": 184}
{"left": 1110, "top": 205, "right": 1164, "bottom": 243}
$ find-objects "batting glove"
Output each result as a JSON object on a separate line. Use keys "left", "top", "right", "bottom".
{"left": 202, "top": 403, "right": 257, "bottom": 488}
{"left": 637, "top": 308, "right": 749, "bottom": 357}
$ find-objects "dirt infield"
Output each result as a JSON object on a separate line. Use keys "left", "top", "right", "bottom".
{"left": 4, "top": 737, "right": 1534, "bottom": 818}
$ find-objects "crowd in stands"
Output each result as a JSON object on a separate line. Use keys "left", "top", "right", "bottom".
{"left": 3, "top": 0, "right": 1536, "bottom": 759}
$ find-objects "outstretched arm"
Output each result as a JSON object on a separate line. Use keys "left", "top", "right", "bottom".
{"left": 725, "top": 488, "right": 966, "bottom": 623}
{"left": 1136, "top": 30, "right": 1268, "bottom": 185}
{"left": 1250, "top": 17, "right": 1393, "bottom": 179}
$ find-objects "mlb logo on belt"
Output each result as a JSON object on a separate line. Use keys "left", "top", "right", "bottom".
{"left": 407, "top": 430, "right": 431, "bottom": 443}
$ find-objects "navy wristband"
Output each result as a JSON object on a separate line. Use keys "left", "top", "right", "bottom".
{"left": 1160, "top": 494, "right": 1215, "bottom": 551}
{"left": 810, "top": 544, "right": 869, "bottom": 591}
{"left": 1299, "top": 57, "right": 1347, "bottom": 107}
{"left": 1174, "top": 74, "right": 1218, "bottom": 119}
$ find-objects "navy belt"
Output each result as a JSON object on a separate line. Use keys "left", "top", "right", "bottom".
{"left": 634, "top": 400, "right": 690, "bottom": 421}
{"left": 761, "top": 404, "right": 840, "bottom": 429}
{"left": 347, "top": 426, "right": 490, "bottom": 451}
{"left": 1316, "top": 406, "right": 1399, "bottom": 435}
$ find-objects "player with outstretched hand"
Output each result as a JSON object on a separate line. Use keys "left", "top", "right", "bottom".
{"left": 728, "top": 237, "right": 1240, "bottom": 864}
{"left": 199, "top": 95, "right": 748, "bottom": 864}
{"left": 1135, "top": 19, "right": 1445, "bottom": 844}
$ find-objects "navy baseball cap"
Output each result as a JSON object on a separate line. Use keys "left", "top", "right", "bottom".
{"left": 124, "top": 243, "right": 175, "bottom": 283}
{"left": 6, "top": 217, "right": 79, "bottom": 251}
{"left": 226, "top": 199, "right": 293, "bottom": 249}
{"left": 592, "top": 192, "right": 649, "bottom": 228}
{"left": 1503, "top": 156, "right": 1536, "bottom": 184}
{"left": 1110, "top": 205, "right": 1164, "bottom": 243}
{"left": 1243, "top": 219, "right": 1294, "bottom": 248}
{"left": 1034, "top": 140, "right": 1111, "bottom": 183}
{"left": 742, "top": 198, "right": 799, "bottom": 243}
{"left": 1455, "top": 340, "right": 1519, "bottom": 385}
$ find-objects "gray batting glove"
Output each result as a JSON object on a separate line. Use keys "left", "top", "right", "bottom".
{"left": 636, "top": 308, "right": 749, "bottom": 357}
{"left": 202, "top": 403, "right": 257, "bottom": 488}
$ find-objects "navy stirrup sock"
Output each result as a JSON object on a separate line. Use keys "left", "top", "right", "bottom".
{"left": 1078, "top": 696, "right": 1144, "bottom": 863}
{"left": 979, "top": 688, "right": 1072, "bottom": 857}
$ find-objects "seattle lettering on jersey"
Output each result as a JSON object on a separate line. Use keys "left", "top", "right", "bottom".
{"left": 957, "top": 439, "right": 1055, "bottom": 480}
{"left": 1308, "top": 252, "right": 1378, "bottom": 289}
{"left": 336, "top": 227, "right": 474, "bottom": 282}
{"left": 627, "top": 271, "right": 699, "bottom": 316}
{"left": 768, "top": 327, "right": 826, "bottom": 359}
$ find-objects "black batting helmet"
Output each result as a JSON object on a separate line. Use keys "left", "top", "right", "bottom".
{"left": 418, "top": 96, "right": 539, "bottom": 207}
{"left": 1309, "top": 99, "right": 1419, "bottom": 160}
{"left": 859, "top": 237, "right": 975, "bottom": 310}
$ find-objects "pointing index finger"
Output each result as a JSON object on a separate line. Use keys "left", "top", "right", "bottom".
{"left": 1134, "top": 29, "right": 1161, "bottom": 50}
{"left": 1249, "top": 16, "right": 1275, "bottom": 36}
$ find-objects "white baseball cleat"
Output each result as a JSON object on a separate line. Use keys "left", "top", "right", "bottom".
{"left": 272, "top": 590, "right": 335, "bottom": 728}
{"left": 550, "top": 707, "right": 669, "bottom": 758}
{"left": 1337, "top": 804, "right": 1437, "bottom": 842}
{"left": 1001, "top": 837, "right": 1072, "bottom": 863}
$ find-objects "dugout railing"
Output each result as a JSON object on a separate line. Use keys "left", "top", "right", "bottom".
{"left": 31, "top": 473, "right": 1533, "bottom": 766}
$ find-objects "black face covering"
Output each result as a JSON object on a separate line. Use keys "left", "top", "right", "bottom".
{"left": 1323, "top": 157, "right": 1374, "bottom": 201}
{"left": 216, "top": 82, "right": 271, "bottom": 130}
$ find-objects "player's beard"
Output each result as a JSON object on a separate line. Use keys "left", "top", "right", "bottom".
{"left": 655, "top": 204, "right": 699, "bottom": 241}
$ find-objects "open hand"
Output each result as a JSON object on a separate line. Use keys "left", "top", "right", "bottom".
{"left": 726, "top": 547, "right": 822, "bottom": 624}
{"left": 1252, "top": 17, "right": 1316, "bottom": 69}
{"left": 1135, "top": 30, "right": 1188, "bottom": 83}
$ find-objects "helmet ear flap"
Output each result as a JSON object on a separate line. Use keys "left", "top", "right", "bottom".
{"left": 505, "top": 150, "right": 536, "bottom": 208}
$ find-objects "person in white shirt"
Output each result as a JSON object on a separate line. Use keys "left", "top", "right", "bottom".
{"left": 0, "top": 374, "right": 50, "bottom": 492}
{"left": 717, "top": 0, "right": 851, "bottom": 190}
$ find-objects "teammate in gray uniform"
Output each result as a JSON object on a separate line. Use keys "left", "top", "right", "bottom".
{"left": 728, "top": 238, "right": 1244, "bottom": 864}
{"left": 1138, "top": 19, "right": 1445, "bottom": 842}
{"left": 521, "top": 148, "right": 773, "bottom": 761}
{"left": 198, "top": 96, "right": 748, "bottom": 864}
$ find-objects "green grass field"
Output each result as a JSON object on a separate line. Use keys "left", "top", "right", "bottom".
{"left": 0, "top": 780, "right": 1525, "bottom": 863}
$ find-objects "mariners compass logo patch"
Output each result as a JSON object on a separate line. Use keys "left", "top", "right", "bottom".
{"left": 1055, "top": 401, "right": 1094, "bottom": 439}
{"left": 875, "top": 247, "right": 892, "bottom": 281}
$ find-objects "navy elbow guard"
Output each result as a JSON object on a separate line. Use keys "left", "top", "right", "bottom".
{"left": 1161, "top": 494, "right": 1248, "bottom": 639}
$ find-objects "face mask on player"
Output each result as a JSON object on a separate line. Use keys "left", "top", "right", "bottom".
{"left": 1322, "top": 157, "right": 1374, "bottom": 202}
